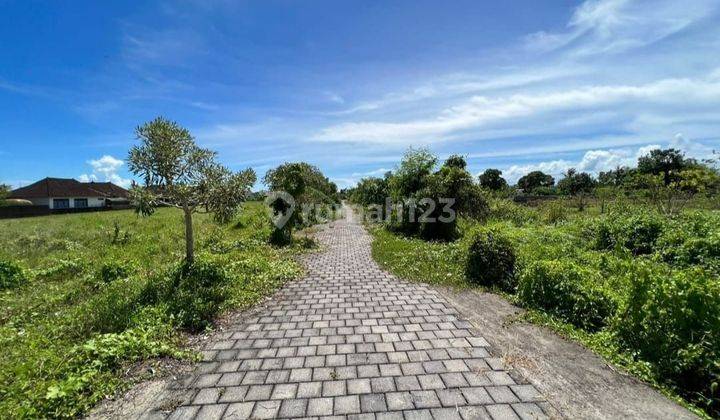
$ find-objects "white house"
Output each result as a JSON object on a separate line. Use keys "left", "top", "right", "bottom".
{"left": 8, "top": 178, "right": 129, "bottom": 209}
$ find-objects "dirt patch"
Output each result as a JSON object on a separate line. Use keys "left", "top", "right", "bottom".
{"left": 437, "top": 287, "right": 697, "bottom": 420}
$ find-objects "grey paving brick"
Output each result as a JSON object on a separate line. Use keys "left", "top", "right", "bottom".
{"left": 245, "top": 384, "right": 273, "bottom": 401}
{"left": 410, "top": 390, "right": 441, "bottom": 408}
{"left": 486, "top": 404, "right": 521, "bottom": 420}
{"left": 360, "top": 393, "right": 387, "bottom": 412}
{"left": 298, "top": 381, "right": 323, "bottom": 398}
{"left": 418, "top": 374, "right": 444, "bottom": 390}
{"left": 370, "top": 376, "right": 396, "bottom": 393}
{"left": 348, "top": 378, "right": 372, "bottom": 394}
{"left": 323, "top": 380, "right": 347, "bottom": 397}
{"left": 251, "top": 400, "right": 281, "bottom": 419}
{"left": 333, "top": 395, "right": 361, "bottom": 415}
{"left": 279, "top": 398, "right": 308, "bottom": 418}
{"left": 223, "top": 402, "right": 254, "bottom": 419}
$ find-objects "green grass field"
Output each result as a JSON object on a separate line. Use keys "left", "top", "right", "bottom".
{"left": 0, "top": 203, "right": 303, "bottom": 418}
{"left": 369, "top": 198, "right": 720, "bottom": 418}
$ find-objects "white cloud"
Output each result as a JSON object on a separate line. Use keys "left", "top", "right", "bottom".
{"left": 314, "top": 75, "right": 720, "bottom": 144}
{"left": 525, "top": 0, "right": 718, "bottom": 55}
{"left": 499, "top": 137, "right": 710, "bottom": 184}
{"left": 79, "top": 155, "right": 131, "bottom": 188}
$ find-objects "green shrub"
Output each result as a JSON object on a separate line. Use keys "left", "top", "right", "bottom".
{"left": 542, "top": 200, "right": 568, "bottom": 224}
{"left": 488, "top": 198, "right": 539, "bottom": 226}
{"left": 614, "top": 265, "right": 720, "bottom": 415}
{"left": 162, "top": 260, "right": 230, "bottom": 332}
{"left": 97, "top": 261, "right": 132, "bottom": 284}
{"left": 587, "top": 211, "right": 666, "bottom": 255}
{"left": 517, "top": 260, "right": 616, "bottom": 331}
{"left": 465, "top": 229, "right": 516, "bottom": 291}
{"left": 0, "top": 259, "right": 26, "bottom": 289}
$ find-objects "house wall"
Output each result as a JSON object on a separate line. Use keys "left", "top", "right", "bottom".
{"left": 44, "top": 197, "right": 105, "bottom": 209}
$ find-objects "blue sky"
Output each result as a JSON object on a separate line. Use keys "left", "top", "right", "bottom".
{"left": 1, "top": 0, "right": 719, "bottom": 190}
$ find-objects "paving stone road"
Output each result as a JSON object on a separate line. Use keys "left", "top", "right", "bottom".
{"left": 167, "top": 208, "right": 551, "bottom": 419}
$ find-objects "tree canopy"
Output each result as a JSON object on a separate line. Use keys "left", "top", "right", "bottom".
{"left": 517, "top": 171, "right": 555, "bottom": 192}
{"left": 127, "top": 117, "right": 256, "bottom": 262}
{"left": 478, "top": 168, "right": 508, "bottom": 191}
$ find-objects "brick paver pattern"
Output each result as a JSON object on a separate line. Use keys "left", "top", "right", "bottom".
{"left": 168, "top": 208, "right": 549, "bottom": 419}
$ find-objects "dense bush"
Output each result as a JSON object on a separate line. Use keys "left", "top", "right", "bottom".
{"left": 517, "top": 260, "right": 616, "bottom": 331}
{"left": 587, "top": 211, "right": 666, "bottom": 255}
{"left": 465, "top": 229, "right": 516, "bottom": 291}
{"left": 614, "top": 265, "right": 720, "bottom": 415}
{"left": 0, "top": 259, "right": 26, "bottom": 289}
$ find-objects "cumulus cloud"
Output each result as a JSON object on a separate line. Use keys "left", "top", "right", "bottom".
{"left": 499, "top": 137, "right": 709, "bottom": 184}
{"left": 79, "top": 155, "right": 131, "bottom": 188}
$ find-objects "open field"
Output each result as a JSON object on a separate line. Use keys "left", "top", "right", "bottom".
{"left": 0, "top": 203, "right": 303, "bottom": 418}
{"left": 369, "top": 198, "right": 720, "bottom": 418}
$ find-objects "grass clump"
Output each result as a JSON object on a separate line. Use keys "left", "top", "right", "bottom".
{"left": 0, "top": 259, "right": 26, "bottom": 289}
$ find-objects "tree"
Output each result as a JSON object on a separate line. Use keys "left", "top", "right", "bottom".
{"left": 352, "top": 176, "right": 389, "bottom": 207}
{"left": 263, "top": 162, "right": 338, "bottom": 245}
{"left": 478, "top": 169, "right": 508, "bottom": 191}
{"left": 557, "top": 168, "right": 596, "bottom": 211}
{"left": 638, "top": 148, "right": 694, "bottom": 186}
{"left": 678, "top": 166, "right": 720, "bottom": 195}
{"left": 598, "top": 166, "right": 635, "bottom": 187}
{"left": 444, "top": 154, "right": 467, "bottom": 169}
{"left": 517, "top": 171, "right": 554, "bottom": 192}
{"left": 388, "top": 148, "right": 437, "bottom": 201}
{"left": 127, "top": 117, "right": 255, "bottom": 263}
{"left": 420, "top": 156, "right": 488, "bottom": 240}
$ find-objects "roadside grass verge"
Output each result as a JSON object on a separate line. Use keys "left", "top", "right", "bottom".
{"left": 0, "top": 203, "right": 302, "bottom": 418}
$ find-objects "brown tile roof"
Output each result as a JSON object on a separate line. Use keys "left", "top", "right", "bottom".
{"left": 86, "top": 181, "right": 129, "bottom": 198}
{"left": 8, "top": 178, "right": 129, "bottom": 199}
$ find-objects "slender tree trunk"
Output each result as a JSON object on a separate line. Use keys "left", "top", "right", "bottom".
{"left": 183, "top": 204, "right": 194, "bottom": 264}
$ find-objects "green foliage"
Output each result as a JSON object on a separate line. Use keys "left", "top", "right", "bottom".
{"left": 517, "top": 260, "right": 616, "bottom": 331}
{"left": 0, "top": 183, "right": 11, "bottom": 200}
{"left": 488, "top": 198, "right": 539, "bottom": 226}
{"left": 0, "top": 204, "right": 300, "bottom": 418}
{"left": 159, "top": 259, "right": 230, "bottom": 332}
{"left": 465, "top": 229, "right": 516, "bottom": 291}
{"left": 128, "top": 116, "right": 256, "bottom": 261}
{"left": 351, "top": 176, "right": 389, "bottom": 207}
{"left": 264, "top": 162, "right": 338, "bottom": 245}
{"left": 478, "top": 168, "right": 508, "bottom": 191}
{"left": 638, "top": 148, "right": 694, "bottom": 186}
{"left": 388, "top": 147, "right": 437, "bottom": 201}
{"left": 97, "top": 261, "right": 132, "bottom": 284}
{"left": 0, "top": 259, "right": 26, "bottom": 289}
{"left": 542, "top": 200, "right": 568, "bottom": 224}
{"left": 614, "top": 265, "right": 720, "bottom": 415}
{"left": 370, "top": 195, "right": 720, "bottom": 417}
{"left": 517, "top": 170, "right": 554, "bottom": 192}
{"left": 587, "top": 210, "right": 666, "bottom": 255}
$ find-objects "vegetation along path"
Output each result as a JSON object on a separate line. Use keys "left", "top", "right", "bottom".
{"left": 165, "top": 207, "right": 552, "bottom": 419}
